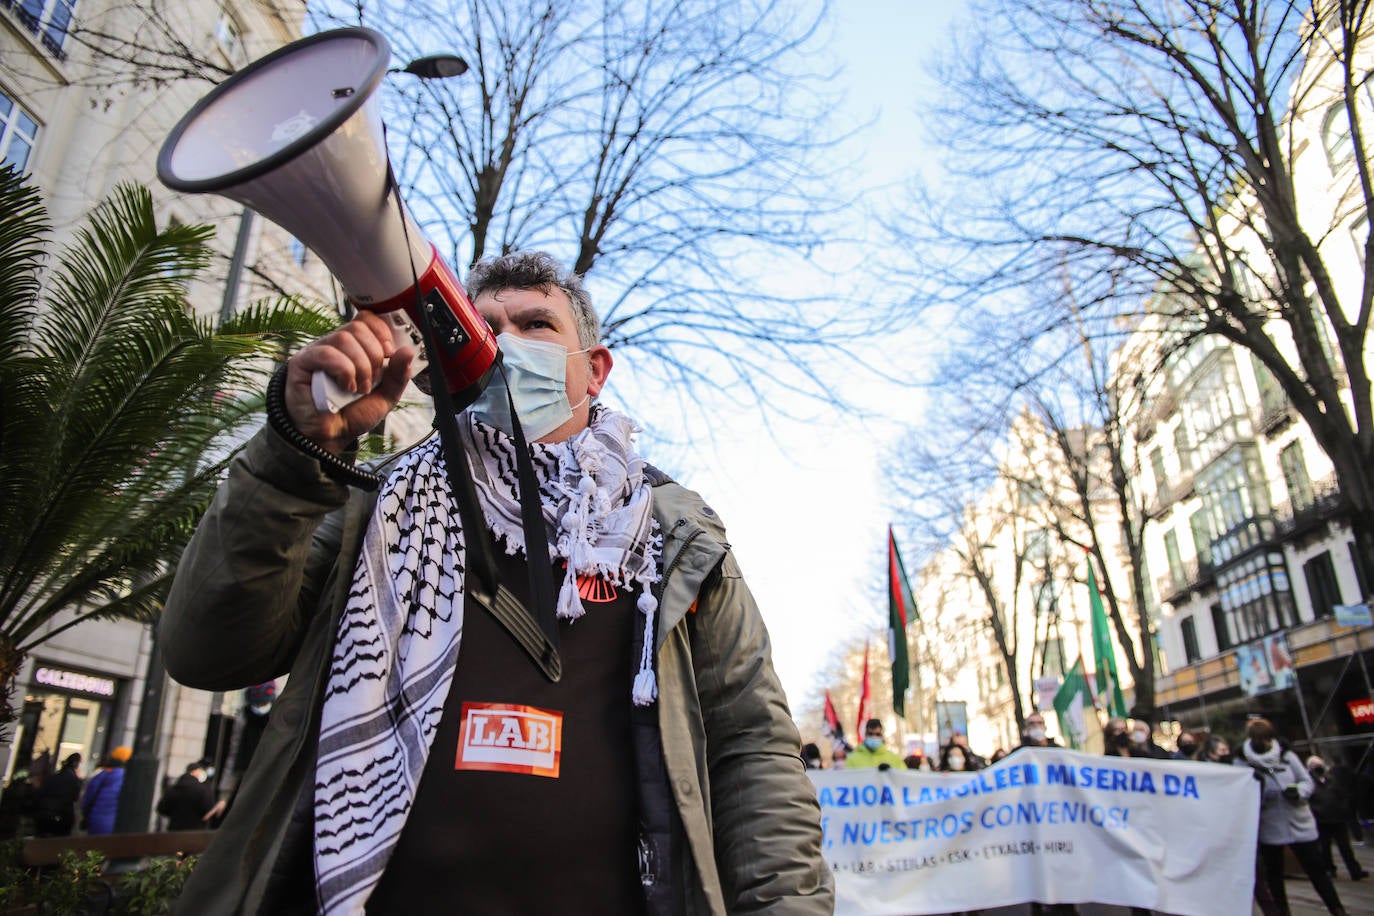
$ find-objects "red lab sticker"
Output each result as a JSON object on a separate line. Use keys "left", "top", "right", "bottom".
{"left": 455, "top": 702, "right": 562, "bottom": 778}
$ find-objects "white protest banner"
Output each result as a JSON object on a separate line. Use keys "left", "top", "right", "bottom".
{"left": 810, "top": 747, "right": 1258, "bottom": 916}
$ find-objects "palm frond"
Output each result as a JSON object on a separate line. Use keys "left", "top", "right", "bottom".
{"left": 0, "top": 167, "right": 46, "bottom": 363}
{"left": 0, "top": 174, "right": 344, "bottom": 656}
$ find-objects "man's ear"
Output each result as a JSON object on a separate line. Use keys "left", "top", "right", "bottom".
{"left": 587, "top": 345, "right": 613, "bottom": 398}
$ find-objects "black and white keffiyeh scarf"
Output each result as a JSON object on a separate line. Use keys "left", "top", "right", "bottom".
{"left": 312, "top": 407, "right": 661, "bottom": 913}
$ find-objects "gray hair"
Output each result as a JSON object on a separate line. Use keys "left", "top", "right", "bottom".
{"left": 465, "top": 251, "right": 600, "bottom": 350}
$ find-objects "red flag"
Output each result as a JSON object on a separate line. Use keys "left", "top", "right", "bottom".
{"left": 855, "top": 644, "right": 872, "bottom": 738}
{"left": 821, "top": 691, "right": 848, "bottom": 752}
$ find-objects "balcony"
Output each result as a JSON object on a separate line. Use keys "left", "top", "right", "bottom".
{"left": 1272, "top": 474, "right": 1350, "bottom": 540}
{"left": 1156, "top": 556, "right": 1217, "bottom": 605}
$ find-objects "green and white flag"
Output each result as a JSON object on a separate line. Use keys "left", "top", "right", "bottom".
{"left": 1052, "top": 658, "right": 1093, "bottom": 749}
{"left": 1088, "top": 565, "right": 1128, "bottom": 717}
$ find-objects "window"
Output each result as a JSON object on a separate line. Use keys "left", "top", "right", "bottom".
{"left": 1151, "top": 448, "right": 1170, "bottom": 505}
{"left": 1164, "top": 530, "right": 1186, "bottom": 589}
{"left": 1210, "top": 603, "right": 1232, "bottom": 652}
{"left": 1140, "top": 558, "right": 1156, "bottom": 614}
{"left": 0, "top": 91, "right": 38, "bottom": 172}
{"left": 1218, "top": 552, "right": 1295, "bottom": 643}
{"left": 1253, "top": 359, "right": 1286, "bottom": 417}
{"left": 12, "top": 0, "right": 76, "bottom": 58}
{"left": 1189, "top": 510, "right": 1214, "bottom": 567}
{"left": 1279, "top": 441, "right": 1313, "bottom": 512}
{"left": 1352, "top": 542, "right": 1369, "bottom": 600}
{"left": 1196, "top": 445, "right": 1271, "bottom": 547}
{"left": 1180, "top": 616, "right": 1201, "bottom": 664}
{"left": 214, "top": 10, "right": 246, "bottom": 66}
{"left": 1303, "top": 551, "right": 1343, "bottom": 619}
{"left": 1173, "top": 425, "right": 1193, "bottom": 473}
{"left": 1323, "top": 102, "right": 1355, "bottom": 174}
{"left": 289, "top": 237, "right": 308, "bottom": 267}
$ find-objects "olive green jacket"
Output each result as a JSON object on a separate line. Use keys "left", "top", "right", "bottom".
{"left": 160, "top": 426, "right": 833, "bottom": 915}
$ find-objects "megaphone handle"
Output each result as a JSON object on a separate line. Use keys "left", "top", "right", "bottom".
{"left": 312, "top": 370, "right": 363, "bottom": 414}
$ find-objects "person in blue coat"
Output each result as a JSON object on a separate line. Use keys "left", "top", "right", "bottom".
{"left": 80, "top": 746, "right": 130, "bottom": 835}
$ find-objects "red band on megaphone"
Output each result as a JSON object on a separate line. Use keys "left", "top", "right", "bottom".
{"left": 352, "top": 244, "right": 499, "bottom": 407}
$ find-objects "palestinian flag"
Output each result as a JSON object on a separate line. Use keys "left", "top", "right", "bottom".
{"left": 888, "top": 527, "right": 915, "bottom": 716}
{"left": 821, "top": 691, "right": 848, "bottom": 753}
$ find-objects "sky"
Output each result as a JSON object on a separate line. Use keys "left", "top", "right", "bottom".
{"left": 629, "top": 1, "right": 969, "bottom": 721}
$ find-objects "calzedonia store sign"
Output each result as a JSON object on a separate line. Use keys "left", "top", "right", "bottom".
{"left": 33, "top": 666, "right": 117, "bottom": 699}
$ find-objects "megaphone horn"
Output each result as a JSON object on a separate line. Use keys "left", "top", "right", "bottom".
{"left": 157, "top": 27, "right": 497, "bottom": 413}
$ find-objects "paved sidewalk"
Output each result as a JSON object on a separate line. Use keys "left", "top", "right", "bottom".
{"left": 1278, "top": 834, "right": 1374, "bottom": 915}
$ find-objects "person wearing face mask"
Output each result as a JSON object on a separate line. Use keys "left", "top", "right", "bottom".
{"left": 847, "top": 719, "right": 905, "bottom": 770}
{"left": 1309, "top": 754, "right": 1369, "bottom": 882}
{"left": 1236, "top": 719, "right": 1348, "bottom": 916}
{"left": 1125, "top": 720, "right": 1168, "bottom": 759}
{"left": 1017, "top": 712, "right": 1059, "bottom": 751}
{"left": 158, "top": 251, "right": 833, "bottom": 915}
{"left": 1197, "top": 734, "right": 1231, "bottom": 764}
{"left": 1173, "top": 730, "right": 1199, "bottom": 760}
{"left": 938, "top": 733, "right": 986, "bottom": 772}
{"left": 157, "top": 759, "right": 219, "bottom": 831}
{"left": 938, "top": 743, "right": 982, "bottom": 773}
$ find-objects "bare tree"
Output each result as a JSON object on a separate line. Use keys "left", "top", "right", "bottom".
{"left": 313, "top": 0, "right": 876, "bottom": 418}
{"left": 53, "top": 0, "right": 896, "bottom": 422}
{"left": 906, "top": 0, "right": 1374, "bottom": 582}
{"left": 888, "top": 426, "right": 1036, "bottom": 735}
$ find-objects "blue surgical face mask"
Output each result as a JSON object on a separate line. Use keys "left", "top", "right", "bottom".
{"left": 467, "top": 333, "right": 589, "bottom": 440}
{"left": 863, "top": 737, "right": 883, "bottom": 751}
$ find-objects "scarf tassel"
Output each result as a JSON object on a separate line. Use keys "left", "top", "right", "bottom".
{"left": 633, "top": 591, "right": 658, "bottom": 706}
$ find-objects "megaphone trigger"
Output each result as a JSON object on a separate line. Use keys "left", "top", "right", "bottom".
{"left": 310, "top": 308, "right": 429, "bottom": 414}
{"left": 312, "top": 371, "right": 359, "bottom": 415}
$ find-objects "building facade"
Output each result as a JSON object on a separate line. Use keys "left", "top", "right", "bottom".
{"left": 1119, "top": 9, "right": 1374, "bottom": 764}
{"left": 0, "top": 0, "right": 318, "bottom": 821}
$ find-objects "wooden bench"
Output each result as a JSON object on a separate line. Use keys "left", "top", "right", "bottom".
{"left": 19, "top": 831, "right": 215, "bottom": 867}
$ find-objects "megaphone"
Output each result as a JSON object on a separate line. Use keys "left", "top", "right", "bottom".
{"left": 157, "top": 27, "right": 498, "bottom": 413}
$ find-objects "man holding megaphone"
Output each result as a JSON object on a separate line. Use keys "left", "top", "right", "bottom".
{"left": 159, "top": 250, "right": 834, "bottom": 915}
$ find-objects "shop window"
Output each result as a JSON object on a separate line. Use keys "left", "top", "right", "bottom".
{"left": 1303, "top": 551, "right": 1342, "bottom": 619}
{"left": 14, "top": 687, "right": 112, "bottom": 779}
{"left": 0, "top": 91, "right": 39, "bottom": 173}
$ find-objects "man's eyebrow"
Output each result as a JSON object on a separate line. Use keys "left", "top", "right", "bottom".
{"left": 509, "top": 304, "right": 563, "bottom": 325}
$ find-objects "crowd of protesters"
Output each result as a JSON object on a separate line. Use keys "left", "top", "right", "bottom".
{"left": 803, "top": 711, "right": 1373, "bottom": 916}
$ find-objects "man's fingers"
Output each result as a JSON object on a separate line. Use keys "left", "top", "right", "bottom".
{"left": 374, "top": 346, "right": 416, "bottom": 402}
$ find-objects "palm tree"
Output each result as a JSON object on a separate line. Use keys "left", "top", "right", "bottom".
{"left": 0, "top": 167, "right": 337, "bottom": 725}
